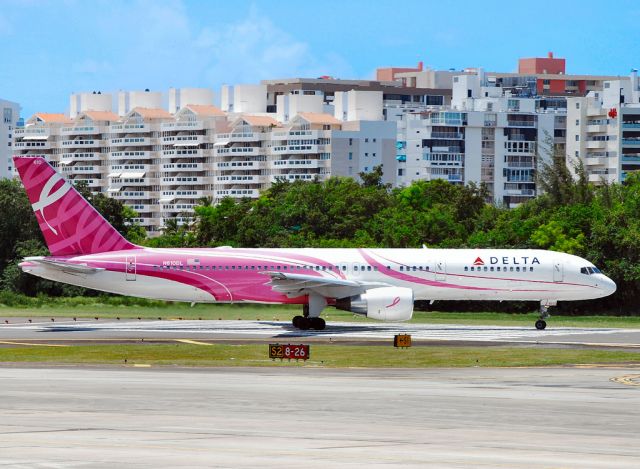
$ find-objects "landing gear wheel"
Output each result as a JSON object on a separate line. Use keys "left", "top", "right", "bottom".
{"left": 310, "top": 317, "right": 326, "bottom": 330}
{"left": 292, "top": 315, "right": 304, "bottom": 328}
{"left": 535, "top": 320, "right": 547, "bottom": 330}
{"left": 298, "top": 317, "right": 311, "bottom": 330}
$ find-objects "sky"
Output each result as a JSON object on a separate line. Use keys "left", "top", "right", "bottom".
{"left": 0, "top": 0, "right": 639, "bottom": 118}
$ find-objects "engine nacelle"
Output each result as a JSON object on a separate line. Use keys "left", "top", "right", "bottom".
{"left": 335, "top": 287, "right": 414, "bottom": 321}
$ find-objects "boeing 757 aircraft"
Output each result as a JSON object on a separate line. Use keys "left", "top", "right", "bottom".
{"left": 14, "top": 156, "right": 616, "bottom": 330}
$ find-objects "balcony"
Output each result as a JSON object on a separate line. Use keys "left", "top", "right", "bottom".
{"left": 587, "top": 140, "right": 607, "bottom": 149}
{"left": 61, "top": 138, "right": 103, "bottom": 148}
{"left": 507, "top": 120, "right": 536, "bottom": 127}
{"left": 61, "top": 126, "right": 102, "bottom": 135}
{"left": 269, "top": 159, "right": 320, "bottom": 169}
{"left": 109, "top": 150, "right": 153, "bottom": 160}
{"left": 215, "top": 161, "right": 265, "bottom": 170}
{"left": 214, "top": 189, "right": 260, "bottom": 198}
{"left": 271, "top": 145, "right": 324, "bottom": 155}
{"left": 113, "top": 190, "right": 153, "bottom": 199}
{"left": 72, "top": 178, "right": 102, "bottom": 188}
{"left": 61, "top": 165, "right": 104, "bottom": 175}
{"left": 110, "top": 123, "right": 149, "bottom": 133}
{"left": 504, "top": 189, "right": 535, "bottom": 196}
{"left": 14, "top": 141, "right": 50, "bottom": 149}
{"left": 161, "top": 163, "right": 204, "bottom": 172}
{"left": 505, "top": 141, "right": 535, "bottom": 154}
{"left": 162, "top": 149, "right": 205, "bottom": 158}
{"left": 587, "top": 124, "right": 608, "bottom": 133}
{"left": 127, "top": 204, "right": 160, "bottom": 213}
{"left": 215, "top": 132, "right": 262, "bottom": 143}
{"left": 61, "top": 152, "right": 101, "bottom": 162}
{"left": 162, "top": 135, "right": 204, "bottom": 146}
{"left": 504, "top": 160, "right": 535, "bottom": 169}
{"left": 430, "top": 132, "right": 463, "bottom": 139}
{"left": 161, "top": 121, "right": 204, "bottom": 131}
{"left": 161, "top": 176, "right": 205, "bottom": 185}
{"left": 215, "top": 175, "right": 266, "bottom": 184}
{"left": 110, "top": 137, "right": 151, "bottom": 146}
{"left": 216, "top": 147, "right": 265, "bottom": 156}
{"left": 270, "top": 174, "right": 316, "bottom": 182}
{"left": 271, "top": 130, "right": 318, "bottom": 138}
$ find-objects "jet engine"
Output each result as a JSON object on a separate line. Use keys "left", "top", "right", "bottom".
{"left": 335, "top": 287, "right": 414, "bottom": 321}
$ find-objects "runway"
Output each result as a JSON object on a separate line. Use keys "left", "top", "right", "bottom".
{"left": 1, "top": 366, "right": 639, "bottom": 468}
{"left": 1, "top": 318, "right": 640, "bottom": 349}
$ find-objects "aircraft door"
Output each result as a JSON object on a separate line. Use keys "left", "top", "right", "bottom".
{"left": 553, "top": 260, "right": 563, "bottom": 282}
{"left": 435, "top": 259, "right": 447, "bottom": 281}
{"left": 126, "top": 255, "right": 137, "bottom": 281}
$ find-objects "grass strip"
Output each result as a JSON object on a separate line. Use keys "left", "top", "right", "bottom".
{"left": 1, "top": 306, "right": 640, "bottom": 329}
{"left": 1, "top": 343, "right": 639, "bottom": 368}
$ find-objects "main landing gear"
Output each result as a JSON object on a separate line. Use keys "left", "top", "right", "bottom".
{"left": 535, "top": 301, "right": 554, "bottom": 330}
{"left": 291, "top": 297, "right": 327, "bottom": 330}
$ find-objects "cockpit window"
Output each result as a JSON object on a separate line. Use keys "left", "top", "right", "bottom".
{"left": 581, "top": 266, "right": 602, "bottom": 275}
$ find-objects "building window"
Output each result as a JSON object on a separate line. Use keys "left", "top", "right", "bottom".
{"left": 365, "top": 153, "right": 368, "bottom": 157}
{"left": 373, "top": 138, "right": 376, "bottom": 142}
{"left": 576, "top": 102, "right": 580, "bottom": 109}
{"left": 604, "top": 82, "right": 610, "bottom": 89}
{"left": 348, "top": 152, "right": 352, "bottom": 160}
{"left": 575, "top": 135, "right": 579, "bottom": 141}
{"left": 575, "top": 119, "right": 579, "bottom": 126}
{"left": 348, "top": 166, "right": 353, "bottom": 175}
{"left": 575, "top": 151, "right": 579, "bottom": 157}
{"left": 365, "top": 138, "right": 369, "bottom": 143}
{"left": 349, "top": 138, "right": 353, "bottom": 145}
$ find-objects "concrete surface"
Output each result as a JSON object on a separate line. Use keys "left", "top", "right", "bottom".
{"left": 1, "top": 366, "right": 639, "bottom": 468}
{"left": 1, "top": 318, "right": 640, "bottom": 349}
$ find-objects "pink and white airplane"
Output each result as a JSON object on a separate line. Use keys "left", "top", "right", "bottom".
{"left": 15, "top": 156, "right": 616, "bottom": 330}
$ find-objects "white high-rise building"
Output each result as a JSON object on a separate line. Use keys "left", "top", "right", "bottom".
{"left": 566, "top": 70, "right": 640, "bottom": 183}
{"left": 0, "top": 98, "right": 20, "bottom": 179}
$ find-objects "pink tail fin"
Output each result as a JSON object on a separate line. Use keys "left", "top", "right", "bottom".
{"left": 14, "top": 156, "right": 137, "bottom": 256}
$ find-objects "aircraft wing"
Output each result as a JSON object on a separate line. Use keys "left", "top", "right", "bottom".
{"left": 21, "top": 257, "right": 105, "bottom": 275}
{"left": 262, "top": 271, "right": 388, "bottom": 299}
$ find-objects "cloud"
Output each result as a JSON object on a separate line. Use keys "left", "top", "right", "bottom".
{"left": 72, "top": 59, "right": 113, "bottom": 75}
{"left": 0, "top": 13, "right": 13, "bottom": 35}
{"left": 85, "top": 1, "right": 353, "bottom": 90}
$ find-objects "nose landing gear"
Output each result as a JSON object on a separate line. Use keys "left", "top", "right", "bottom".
{"left": 535, "top": 301, "right": 555, "bottom": 330}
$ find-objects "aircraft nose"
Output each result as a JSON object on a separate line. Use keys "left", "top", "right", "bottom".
{"left": 599, "top": 275, "right": 617, "bottom": 296}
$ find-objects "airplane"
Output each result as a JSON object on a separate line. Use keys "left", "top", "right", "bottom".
{"left": 14, "top": 156, "right": 616, "bottom": 331}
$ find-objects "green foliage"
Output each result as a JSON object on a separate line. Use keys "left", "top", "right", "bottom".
{"left": 4, "top": 156, "right": 640, "bottom": 314}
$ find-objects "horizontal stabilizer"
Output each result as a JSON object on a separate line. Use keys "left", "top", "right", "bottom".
{"left": 21, "top": 257, "right": 105, "bottom": 275}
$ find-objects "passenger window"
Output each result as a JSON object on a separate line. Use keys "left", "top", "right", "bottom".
{"left": 354, "top": 266, "right": 359, "bottom": 271}
{"left": 374, "top": 266, "right": 378, "bottom": 271}
{"left": 510, "top": 267, "right": 514, "bottom": 272}
{"left": 516, "top": 267, "right": 520, "bottom": 272}
{"left": 483, "top": 266, "right": 488, "bottom": 272}
{"left": 529, "top": 267, "right": 533, "bottom": 272}
{"left": 490, "top": 267, "right": 494, "bottom": 272}
{"left": 342, "top": 266, "right": 347, "bottom": 271}
{"left": 400, "top": 266, "right": 404, "bottom": 271}
{"left": 496, "top": 266, "right": 501, "bottom": 272}
{"left": 367, "top": 266, "right": 372, "bottom": 271}
{"left": 464, "top": 266, "right": 468, "bottom": 271}
{"left": 470, "top": 266, "right": 474, "bottom": 271}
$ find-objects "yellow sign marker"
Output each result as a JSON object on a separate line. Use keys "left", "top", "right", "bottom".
{"left": 0, "top": 341, "right": 69, "bottom": 347}
{"left": 394, "top": 334, "right": 412, "bottom": 348}
{"left": 175, "top": 339, "right": 214, "bottom": 346}
{"left": 611, "top": 374, "right": 640, "bottom": 387}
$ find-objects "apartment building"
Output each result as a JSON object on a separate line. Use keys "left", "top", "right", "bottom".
{"left": 567, "top": 70, "right": 640, "bottom": 183}
{"left": 14, "top": 95, "right": 396, "bottom": 233}
{"left": 1, "top": 98, "right": 21, "bottom": 179}
{"left": 393, "top": 71, "right": 560, "bottom": 207}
